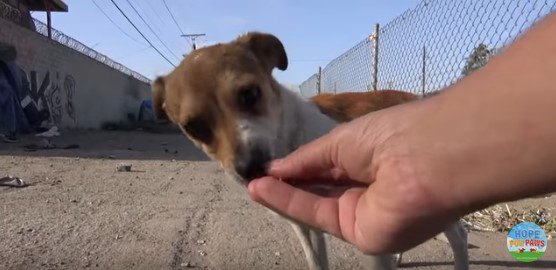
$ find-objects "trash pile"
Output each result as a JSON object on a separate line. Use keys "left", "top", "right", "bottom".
{"left": 463, "top": 204, "right": 556, "bottom": 238}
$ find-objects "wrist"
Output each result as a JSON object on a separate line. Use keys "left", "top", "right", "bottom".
{"left": 413, "top": 75, "right": 556, "bottom": 217}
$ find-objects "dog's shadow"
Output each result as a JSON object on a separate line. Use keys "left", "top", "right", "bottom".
{"left": 400, "top": 260, "right": 556, "bottom": 268}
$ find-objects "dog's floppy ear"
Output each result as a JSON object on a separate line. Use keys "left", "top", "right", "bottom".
{"left": 151, "top": 76, "right": 168, "bottom": 120}
{"left": 236, "top": 32, "right": 288, "bottom": 72}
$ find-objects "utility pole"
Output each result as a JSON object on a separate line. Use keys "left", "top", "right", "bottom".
{"left": 181, "top": 33, "right": 206, "bottom": 51}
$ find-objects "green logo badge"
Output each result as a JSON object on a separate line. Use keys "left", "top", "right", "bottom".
{"left": 507, "top": 222, "right": 547, "bottom": 262}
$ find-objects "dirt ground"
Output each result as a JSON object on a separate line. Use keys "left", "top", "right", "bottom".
{"left": 1, "top": 129, "right": 555, "bottom": 270}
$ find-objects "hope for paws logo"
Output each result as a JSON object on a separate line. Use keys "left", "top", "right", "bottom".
{"left": 507, "top": 222, "right": 547, "bottom": 262}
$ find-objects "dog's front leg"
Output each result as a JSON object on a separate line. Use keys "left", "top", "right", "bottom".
{"left": 444, "top": 221, "right": 469, "bottom": 270}
{"left": 289, "top": 221, "right": 329, "bottom": 270}
{"left": 308, "top": 227, "right": 329, "bottom": 269}
{"left": 361, "top": 254, "right": 396, "bottom": 270}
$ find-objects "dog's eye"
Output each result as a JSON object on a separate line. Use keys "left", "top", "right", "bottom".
{"left": 183, "top": 118, "right": 212, "bottom": 144}
{"left": 238, "top": 86, "right": 261, "bottom": 110}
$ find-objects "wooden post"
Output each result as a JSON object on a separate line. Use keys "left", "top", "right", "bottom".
{"left": 370, "top": 23, "right": 380, "bottom": 91}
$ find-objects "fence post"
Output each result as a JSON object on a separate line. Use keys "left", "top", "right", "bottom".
{"left": 370, "top": 23, "right": 380, "bottom": 91}
{"left": 45, "top": 0, "right": 52, "bottom": 39}
{"left": 317, "top": 66, "right": 322, "bottom": 94}
{"left": 421, "top": 45, "right": 426, "bottom": 96}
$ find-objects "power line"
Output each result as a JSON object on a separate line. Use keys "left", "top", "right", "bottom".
{"left": 124, "top": 0, "right": 181, "bottom": 62}
{"left": 133, "top": 1, "right": 165, "bottom": 34}
{"left": 90, "top": 0, "right": 147, "bottom": 46}
{"left": 162, "top": 0, "right": 185, "bottom": 35}
{"left": 141, "top": 0, "right": 167, "bottom": 27}
{"left": 136, "top": 0, "right": 187, "bottom": 55}
{"left": 108, "top": 0, "right": 176, "bottom": 67}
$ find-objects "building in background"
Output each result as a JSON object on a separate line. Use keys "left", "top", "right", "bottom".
{"left": 0, "top": 0, "right": 67, "bottom": 33}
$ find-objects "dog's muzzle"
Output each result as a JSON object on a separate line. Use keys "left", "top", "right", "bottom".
{"left": 234, "top": 147, "right": 271, "bottom": 181}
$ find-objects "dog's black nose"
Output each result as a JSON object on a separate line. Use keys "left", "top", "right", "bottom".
{"left": 234, "top": 147, "right": 270, "bottom": 181}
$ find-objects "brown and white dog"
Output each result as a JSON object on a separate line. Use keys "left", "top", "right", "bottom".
{"left": 151, "top": 32, "right": 468, "bottom": 270}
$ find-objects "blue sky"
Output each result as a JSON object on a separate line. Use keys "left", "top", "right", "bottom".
{"left": 32, "top": 0, "right": 420, "bottom": 84}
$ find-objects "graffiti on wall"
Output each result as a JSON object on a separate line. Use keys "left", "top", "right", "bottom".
{"left": 64, "top": 74, "right": 76, "bottom": 122}
{"left": 21, "top": 70, "right": 77, "bottom": 126}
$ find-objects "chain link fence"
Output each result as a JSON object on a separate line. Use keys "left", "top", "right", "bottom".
{"left": 299, "top": 0, "right": 556, "bottom": 97}
{"left": 0, "top": 1, "right": 151, "bottom": 83}
{"left": 299, "top": 73, "right": 319, "bottom": 97}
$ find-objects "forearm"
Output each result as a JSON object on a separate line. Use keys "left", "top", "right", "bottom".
{"left": 413, "top": 12, "right": 556, "bottom": 215}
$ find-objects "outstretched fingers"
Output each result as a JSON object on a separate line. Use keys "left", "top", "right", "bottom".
{"left": 248, "top": 177, "right": 366, "bottom": 245}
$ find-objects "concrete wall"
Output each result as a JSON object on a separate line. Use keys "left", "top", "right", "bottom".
{"left": 0, "top": 17, "right": 151, "bottom": 129}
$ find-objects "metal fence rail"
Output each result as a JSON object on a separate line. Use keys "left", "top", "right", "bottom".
{"left": 0, "top": 1, "right": 150, "bottom": 83}
{"left": 300, "top": 0, "right": 556, "bottom": 97}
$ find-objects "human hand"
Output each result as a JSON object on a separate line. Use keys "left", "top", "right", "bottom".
{"left": 248, "top": 12, "right": 556, "bottom": 255}
{"left": 248, "top": 103, "right": 463, "bottom": 254}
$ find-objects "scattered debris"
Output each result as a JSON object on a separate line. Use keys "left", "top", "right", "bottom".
{"left": 117, "top": 164, "right": 132, "bottom": 172}
{"left": 546, "top": 218, "right": 556, "bottom": 234}
{"left": 505, "top": 204, "right": 512, "bottom": 217}
{"left": 464, "top": 205, "right": 556, "bottom": 234}
{"left": 180, "top": 262, "right": 193, "bottom": 268}
{"left": 35, "top": 126, "right": 60, "bottom": 137}
{"left": 164, "top": 148, "right": 179, "bottom": 154}
{"left": 22, "top": 139, "right": 79, "bottom": 151}
{"left": 0, "top": 176, "right": 27, "bottom": 188}
{"left": 198, "top": 250, "right": 207, "bottom": 256}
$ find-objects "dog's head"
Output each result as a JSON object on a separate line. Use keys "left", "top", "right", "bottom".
{"left": 152, "top": 32, "right": 288, "bottom": 183}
